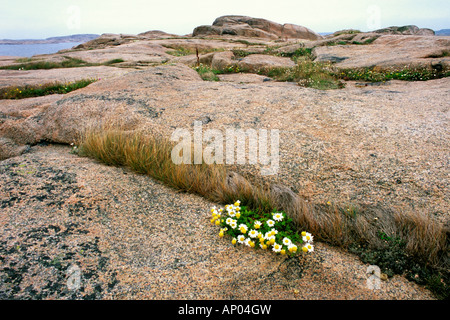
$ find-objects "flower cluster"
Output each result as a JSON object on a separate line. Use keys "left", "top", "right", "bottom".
{"left": 210, "top": 200, "right": 314, "bottom": 256}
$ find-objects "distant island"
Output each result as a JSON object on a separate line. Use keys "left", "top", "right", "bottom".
{"left": 0, "top": 34, "right": 99, "bottom": 45}
{"left": 435, "top": 29, "right": 450, "bottom": 36}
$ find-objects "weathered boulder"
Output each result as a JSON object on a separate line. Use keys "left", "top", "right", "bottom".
{"left": 237, "top": 54, "right": 296, "bottom": 72}
{"left": 211, "top": 51, "right": 235, "bottom": 70}
{"left": 193, "top": 15, "right": 323, "bottom": 40}
{"left": 0, "top": 137, "right": 29, "bottom": 160}
{"left": 73, "top": 33, "right": 136, "bottom": 50}
{"left": 281, "top": 23, "right": 323, "bottom": 40}
{"left": 311, "top": 35, "right": 450, "bottom": 69}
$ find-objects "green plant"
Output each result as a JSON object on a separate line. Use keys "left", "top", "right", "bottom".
{"left": 278, "top": 48, "right": 313, "bottom": 61}
{"left": 1, "top": 56, "right": 126, "bottom": 70}
{"left": 231, "top": 49, "right": 260, "bottom": 58}
{"left": 337, "top": 66, "right": 449, "bottom": 82}
{"left": 70, "top": 143, "right": 79, "bottom": 154}
{"left": 349, "top": 233, "right": 449, "bottom": 299}
{"left": 211, "top": 200, "right": 314, "bottom": 256}
{"left": 103, "top": 58, "right": 124, "bottom": 65}
{"left": 262, "top": 60, "right": 345, "bottom": 90}
{"left": 165, "top": 47, "right": 194, "bottom": 56}
{"left": 333, "top": 30, "right": 361, "bottom": 36}
{"left": 0, "top": 78, "right": 97, "bottom": 100}
{"left": 193, "top": 64, "right": 220, "bottom": 81}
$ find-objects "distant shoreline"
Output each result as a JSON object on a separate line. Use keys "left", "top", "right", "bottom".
{"left": 0, "top": 34, "right": 99, "bottom": 45}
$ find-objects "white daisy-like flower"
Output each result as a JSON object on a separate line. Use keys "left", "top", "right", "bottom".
{"left": 302, "top": 243, "right": 314, "bottom": 252}
{"left": 237, "top": 235, "right": 245, "bottom": 244}
{"left": 273, "top": 212, "right": 284, "bottom": 222}
{"left": 288, "top": 243, "right": 298, "bottom": 253}
{"left": 302, "top": 232, "right": 313, "bottom": 243}
{"left": 254, "top": 221, "right": 262, "bottom": 229}
{"left": 270, "top": 228, "right": 278, "bottom": 235}
{"left": 226, "top": 218, "right": 233, "bottom": 225}
{"left": 239, "top": 224, "right": 248, "bottom": 234}
{"left": 229, "top": 221, "right": 237, "bottom": 229}
{"left": 248, "top": 229, "right": 259, "bottom": 238}
{"left": 244, "top": 238, "right": 252, "bottom": 247}
{"left": 264, "top": 232, "right": 275, "bottom": 241}
{"left": 266, "top": 219, "right": 275, "bottom": 227}
{"left": 282, "top": 237, "right": 292, "bottom": 246}
{"left": 272, "top": 243, "right": 282, "bottom": 253}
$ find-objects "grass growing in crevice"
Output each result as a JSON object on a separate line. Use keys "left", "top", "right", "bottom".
{"left": 261, "top": 60, "right": 345, "bottom": 90}
{"left": 0, "top": 78, "right": 97, "bottom": 99}
{"left": 278, "top": 48, "right": 314, "bottom": 61}
{"left": 1, "top": 56, "right": 93, "bottom": 70}
{"left": 193, "top": 64, "right": 221, "bottom": 81}
{"left": 76, "top": 125, "right": 449, "bottom": 299}
{"left": 77, "top": 126, "right": 274, "bottom": 214}
{"left": 103, "top": 58, "right": 125, "bottom": 65}
{"left": 337, "top": 65, "right": 450, "bottom": 82}
{"left": 164, "top": 45, "right": 224, "bottom": 57}
{"left": 0, "top": 56, "right": 126, "bottom": 70}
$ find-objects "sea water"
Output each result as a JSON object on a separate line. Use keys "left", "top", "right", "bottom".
{"left": 0, "top": 42, "right": 83, "bottom": 57}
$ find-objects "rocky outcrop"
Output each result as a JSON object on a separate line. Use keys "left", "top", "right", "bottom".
{"left": 374, "top": 25, "right": 435, "bottom": 36}
{"left": 311, "top": 35, "right": 450, "bottom": 69}
{"left": 237, "top": 54, "right": 296, "bottom": 72}
{"left": 193, "top": 15, "right": 323, "bottom": 40}
{"left": 73, "top": 33, "right": 140, "bottom": 50}
{"left": 137, "top": 30, "right": 180, "bottom": 39}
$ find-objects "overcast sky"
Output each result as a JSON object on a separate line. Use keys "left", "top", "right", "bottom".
{"left": 1, "top": 0, "right": 449, "bottom": 39}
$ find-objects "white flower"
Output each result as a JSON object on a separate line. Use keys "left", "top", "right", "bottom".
{"left": 302, "top": 232, "right": 313, "bottom": 243}
{"left": 229, "top": 220, "right": 237, "bottom": 229}
{"left": 303, "top": 243, "right": 314, "bottom": 252}
{"left": 264, "top": 231, "right": 276, "bottom": 241}
{"left": 254, "top": 221, "right": 262, "bottom": 229}
{"left": 239, "top": 224, "right": 248, "bottom": 234}
{"left": 248, "top": 229, "right": 259, "bottom": 238}
{"left": 273, "top": 212, "right": 283, "bottom": 222}
{"left": 237, "top": 235, "right": 245, "bottom": 244}
{"left": 282, "top": 237, "right": 292, "bottom": 246}
{"left": 272, "top": 243, "right": 282, "bottom": 253}
{"left": 244, "top": 238, "right": 252, "bottom": 247}
{"left": 266, "top": 219, "right": 275, "bottom": 227}
{"left": 270, "top": 228, "right": 278, "bottom": 235}
{"left": 226, "top": 206, "right": 236, "bottom": 217}
{"left": 226, "top": 218, "right": 233, "bottom": 225}
{"left": 288, "top": 243, "right": 298, "bottom": 253}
